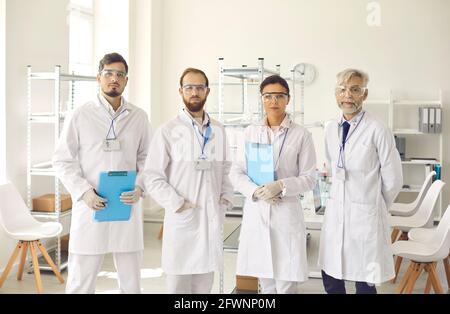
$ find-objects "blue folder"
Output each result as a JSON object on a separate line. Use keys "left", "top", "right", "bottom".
{"left": 245, "top": 142, "right": 274, "bottom": 186}
{"left": 93, "top": 171, "right": 137, "bottom": 222}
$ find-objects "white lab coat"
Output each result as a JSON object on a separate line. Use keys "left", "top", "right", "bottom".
{"left": 230, "top": 115, "right": 317, "bottom": 282}
{"left": 318, "top": 110, "right": 403, "bottom": 284}
{"left": 52, "top": 95, "right": 152, "bottom": 255}
{"left": 142, "top": 109, "right": 234, "bottom": 275}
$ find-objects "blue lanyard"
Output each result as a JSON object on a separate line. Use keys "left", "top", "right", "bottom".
{"left": 106, "top": 109, "right": 127, "bottom": 140}
{"left": 192, "top": 121, "right": 212, "bottom": 159}
{"left": 337, "top": 112, "right": 365, "bottom": 169}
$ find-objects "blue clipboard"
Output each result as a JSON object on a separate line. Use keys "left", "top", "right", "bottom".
{"left": 93, "top": 171, "right": 137, "bottom": 222}
{"left": 245, "top": 142, "right": 275, "bottom": 186}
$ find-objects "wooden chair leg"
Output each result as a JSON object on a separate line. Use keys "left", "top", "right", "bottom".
{"left": 428, "top": 262, "right": 444, "bottom": 294}
{"left": 157, "top": 226, "right": 164, "bottom": 240}
{"left": 443, "top": 256, "right": 450, "bottom": 288}
{"left": 17, "top": 241, "right": 29, "bottom": 281}
{"left": 405, "top": 262, "right": 423, "bottom": 294}
{"left": 396, "top": 262, "right": 413, "bottom": 294}
{"left": 29, "top": 241, "right": 43, "bottom": 294}
{"left": 0, "top": 241, "right": 23, "bottom": 288}
{"left": 399, "top": 232, "right": 408, "bottom": 241}
{"left": 36, "top": 240, "right": 64, "bottom": 284}
{"left": 424, "top": 266, "right": 432, "bottom": 294}
{"left": 391, "top": 228, "right": 400, "bottom": 243}
{"left": 392, "top": 255, "right": 403, "bottom": 283}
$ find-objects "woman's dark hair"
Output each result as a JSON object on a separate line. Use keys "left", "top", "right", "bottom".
{"left": 260, "top": 75, "right": 290, "bottom": 95}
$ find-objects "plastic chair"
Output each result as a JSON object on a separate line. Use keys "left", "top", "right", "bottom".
{"left": 0, "top": 183, "right": 64, "bottom": 294}
{"left": 390, "top": 171, "right": 436, "bottom": 217}
{"left": 388, "top": 180, "right": 445, "bottom": 282}
{"left": 389, "top": 180, "right": 445, "bottom": 243}
{"left": 392, "top": 204, "right": 450, "bottom": 293}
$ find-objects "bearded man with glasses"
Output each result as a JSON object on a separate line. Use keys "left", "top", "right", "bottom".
{"left": 142, "top": 68, "right": 234, "bottom": 294}
{"left": 53, "top": 52, "right": 152, "bottom": 293}
{"left": 318, "top": 68, "right": 403, "bottom": 294}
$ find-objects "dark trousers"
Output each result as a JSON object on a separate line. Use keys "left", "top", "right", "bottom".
{"left": 321, "top": 270, "right": 377, "bottom": 294}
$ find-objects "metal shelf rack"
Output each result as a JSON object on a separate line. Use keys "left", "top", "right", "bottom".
{"left": 26, "top": 65, "right": 97, "bottom": 271}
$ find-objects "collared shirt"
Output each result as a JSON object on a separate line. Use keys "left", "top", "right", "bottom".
{"left": 257, "top": 114, "right": 292, "bottom": 144}
{"left": 181, "top": 107, "right": 211, "bottom": 132}
{"left": 338, "top": 110, "right": 365, "bottom": 144}
{"left": 98, "top": 94, "right": 130, "bottom": 118}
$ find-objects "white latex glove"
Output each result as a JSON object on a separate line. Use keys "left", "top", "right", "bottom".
{"left": 176, "top": 201, "right": 197, "bottom": 213}
{"left": 252, "top": 186, "right": 265, "bottom": 201}
{"left": 220, "top": 198, "right": 233, "bottom": 211}
{"left": 257, "top": 180, "right": 284, "bottom": 201}
{"left": 120, "top": 186, "right": 143, "bottom": 205}
{"left": 266, "top": 195, "right": 282, "bottom": 205}
{"left": 82, "top": 189, "right": 107, "bottom": 211}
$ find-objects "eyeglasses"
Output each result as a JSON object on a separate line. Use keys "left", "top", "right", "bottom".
{"left": 261, "top": 93, "right": 289, "bottom": 103}
{"left": 335, "top": 85, "right": 367, "bottom": 97}
{"left": 100, "top": 69, "right": 128, "bottom": 80}
{"left": 182, "top": 84, "right": 208, "bottom": 94}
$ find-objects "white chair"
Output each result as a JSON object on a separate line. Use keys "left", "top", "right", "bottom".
{"left": 388, "top": 180, "right": 445, "bottom": 282}
{"left": 390, "top": 171, "right": 435, "bottom": 217}
{"left": 389, "top": 180, "right": 445, "bottom": 243}
{"left": 392, "top": 204, "right": 450, "bottom": 293}
{"left": 0, "top": 183, "right": 65, "bottom": 294}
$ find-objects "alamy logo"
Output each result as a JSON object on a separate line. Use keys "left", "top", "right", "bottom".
{"left": 367, "top": 1, "right": 382, "bottom": 27}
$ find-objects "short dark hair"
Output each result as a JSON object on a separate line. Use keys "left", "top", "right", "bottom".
{"left": 180, "top": 68, "right": 209, "bottom": 88}
{"left": 98, "top": 53, "right": 129, "bottom": 74}
{"left": 260, "top": 75, "right": 290, "bottom": 95}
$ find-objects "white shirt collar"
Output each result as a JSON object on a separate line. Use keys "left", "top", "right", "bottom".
{"left": 98, "top": 94, "right": 129, "bottom": 117}
{"left": 257, "top": 114, "right": 292, "bottom": 129}
{"left": 338, "top": 109, "right": 365, "bottom": 127}
{"left": 180, "top": 107, "right": 211, "bottom": 127}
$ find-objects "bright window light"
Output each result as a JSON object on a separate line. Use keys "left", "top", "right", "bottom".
{"left": 68, "top": 0, "right": 96, "bottom": 107}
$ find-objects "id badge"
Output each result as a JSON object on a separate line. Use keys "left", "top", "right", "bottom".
{"left": 336, "top": 167, "right": 346, "bottom": 181}
{"left": 103, "top": 139, "right": 121, "bottom": 152}
{"left": 195, "top": 159, "right": 212, "bottom": 171}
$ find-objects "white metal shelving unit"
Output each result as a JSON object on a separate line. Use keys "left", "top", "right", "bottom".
{"left": 26, "top": 65, "right": 97, "bottom": 271}
{"left": 366, "top": 90, "right": 444, "bottom": 220}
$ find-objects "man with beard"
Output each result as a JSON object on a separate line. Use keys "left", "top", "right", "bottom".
{"left": 142, "top": 68, "right": 234, "bottom": 293}
{"left": 318, "top": 69, "right": 402, "bottom": 293}
{"left": 53, "top": 53, "right": 152, "bottom": 293}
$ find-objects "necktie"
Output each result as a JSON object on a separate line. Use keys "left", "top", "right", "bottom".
{"left": 342, "top": 121, "right": 350, "bottom": 149}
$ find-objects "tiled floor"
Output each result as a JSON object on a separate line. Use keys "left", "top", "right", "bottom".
{"left": 0, "top": 218, "right": 447, "bottom": 294}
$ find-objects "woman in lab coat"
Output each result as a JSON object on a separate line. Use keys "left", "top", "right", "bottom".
{"left": 318, "top": 69, "right": 403, "bottom": 293}
{"left": 230, "top": 75, "right": 317, "bottom": 294}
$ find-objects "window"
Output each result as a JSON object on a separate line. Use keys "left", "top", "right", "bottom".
{"left": 68, "top": 0, "right": 96, "bottom": 107}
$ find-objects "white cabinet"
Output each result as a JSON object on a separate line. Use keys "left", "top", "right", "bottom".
{"left": 366, "top": 90, "right": 444, "bottom": 220}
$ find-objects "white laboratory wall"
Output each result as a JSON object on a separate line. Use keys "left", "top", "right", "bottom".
{"left": 154, "top": 0, "right": 450, "bottom": 210}
{"left": 0, "top": 0, "right": 5, "bottom": 184}
{"left": 128, "top": 0, "right": 151, "bottom": 116}
{"left": 1, "top": 0, "right": 70, "bottom": 270}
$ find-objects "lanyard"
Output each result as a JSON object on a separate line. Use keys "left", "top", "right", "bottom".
{"left": 106, "top": 109, "right": 127, "bottom": 140}
{"left": 337, "top": 112, "right": 366, "bottom": 169}
{"left": 98, "top": 95, "right": 128, "bottom": 140}
{"left": 192, "top": 121, "right": 212, "bottom": 159}
{"left": 275, "top": 129, "right": 289, "bottom": 169}
{"left": 263, "top": 125, "right": 289, "bottom": 170}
